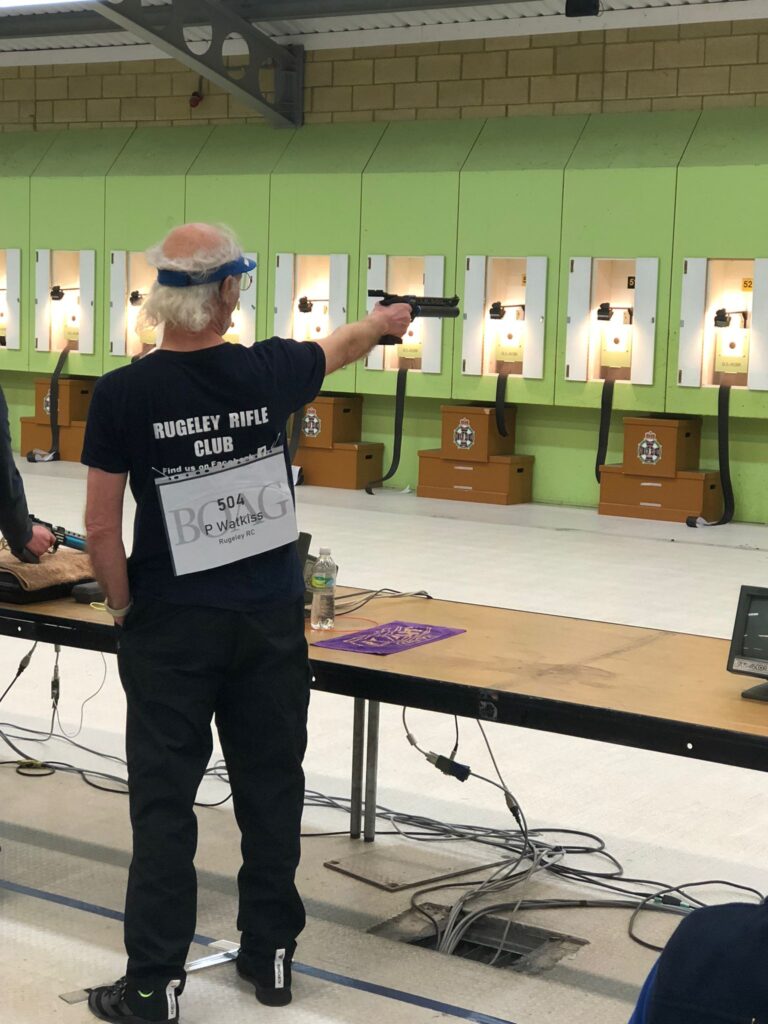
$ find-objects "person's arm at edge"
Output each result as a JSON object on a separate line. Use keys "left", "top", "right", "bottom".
{"left": 85, "top": 468, "right": 131, "bottom": 625}
{"left": 0, "top": 384, "right": 32, "bottom": 552}
{"left": 318, "top": 303, "right": 412, "bottom": 376}
{"left": 0, "top": 387, "right": 55, "bottom": 558}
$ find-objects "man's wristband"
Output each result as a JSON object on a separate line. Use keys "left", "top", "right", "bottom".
{"left": 104, "top": 599, "right": 133, "bottom": 619}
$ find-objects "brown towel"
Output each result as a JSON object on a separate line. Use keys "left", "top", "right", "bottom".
{"left": 0, "top": 546, "right": 94, "bottom": 591}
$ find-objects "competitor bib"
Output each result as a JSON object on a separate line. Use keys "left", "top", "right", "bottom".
{"left": 156, "top": 450, "right": 298, "bottom": 577}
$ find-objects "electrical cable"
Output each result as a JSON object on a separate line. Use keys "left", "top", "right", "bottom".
{"left": 334, "top": 588, "right": 431, "bottom": 618}
{"left": 365, "top": 365, "right": 408, "bottom": 494}
{"left": 477, "top": 721, "right": 508, "bottom": 792}
{"left": 450, "top": 717, "right": 460, "bottom": 761}
{"left": 627, "top": 880, "right": 765, "bottom": 952}
{"left": 0, "top": 642, "right": 37, "bottom": 705}
{"left": 55, "top": 653, "right": 108, "bottom": 740}
{"left": 2, "top": 652, "right": 762, "bottom": 962}
{"left": 686, "top": 383, "right": 735, "bottom": 528}
{"left": 396, "top": 709, "right": 764, "bottom": 958}
{"left": 495, "top": 372, "right": 510, "bottom": 439}
{"left": 595, "top": 377, "right": 615, "bottom": 483}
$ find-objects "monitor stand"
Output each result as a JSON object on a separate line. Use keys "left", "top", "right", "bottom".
{"left": 741, "top": 681, "right": 768, "bottom": 702}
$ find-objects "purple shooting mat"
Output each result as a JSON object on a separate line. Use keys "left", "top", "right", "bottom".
{"left": 312, "top": 620, "right": 466, "bottom": 656}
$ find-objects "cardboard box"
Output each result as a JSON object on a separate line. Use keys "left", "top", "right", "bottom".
{"left": 295, "top": 442, "right": 383, "bottom": 490}
{"left": 440, "top": 405, "right": 516, "bottom": 463}
{"left": 34, "top": 377, "right": 94, "bottom": 428}
{"left": 418, "top": 448, "right": 533, "bottom": 506}
{"left": 21, "top": 417, "right": 86, "bottom": 463}
{"left": 298, "top": 395, "right": 363, "bottom": 450}
{"left": 622, "top": 416, "right": 701, "bottom": 479}
{"left": 599, "top": 464, "right": 722, "bottom": 523}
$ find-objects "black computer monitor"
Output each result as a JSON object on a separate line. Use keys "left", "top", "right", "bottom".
{"left": 727, "top": 585, "right": 768, "bottom": 702}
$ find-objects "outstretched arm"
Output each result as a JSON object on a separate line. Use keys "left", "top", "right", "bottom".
{"left": 319, "top": 302, "right": 412, "bottom": 376}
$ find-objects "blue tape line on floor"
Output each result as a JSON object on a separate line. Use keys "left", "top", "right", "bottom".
{"left": 1, "top": 876, "right": 519, "bottom": 1024}
{"left": 0, "top": 879, "right": 216, "bottom": 947}
{"left": 294, "top": 962, "right": 519, "bottom": 1024}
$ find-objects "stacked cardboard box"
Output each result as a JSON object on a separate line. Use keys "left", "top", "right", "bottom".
{"left": 20, "top": 378, "right": 95, "bottom": 462}
{"left": 599, "top": 416, "right": 723, "bottom": 523}
{"left": 294, "top": 395, "right": 383, "bottom": 490}
{"left": 417, "top": 405, "right": 533, "bottom": 506}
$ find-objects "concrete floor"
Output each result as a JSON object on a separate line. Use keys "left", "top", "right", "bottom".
{"left": 1, "top": 460, "right": 767, "bottom": 1023}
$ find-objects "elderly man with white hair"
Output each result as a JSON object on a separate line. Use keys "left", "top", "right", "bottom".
{"left": 81, "top": 222, "right": 411, "bottom": 1024}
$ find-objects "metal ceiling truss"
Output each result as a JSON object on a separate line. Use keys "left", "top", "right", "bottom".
{"left": 0, "top": 2, "right": 524, "bottom": 39}
{"left": 0, "top": 2, "right": 530, "bottom": 41}
{"left": 94, "top": 0, "right": 304, "bottom": 128}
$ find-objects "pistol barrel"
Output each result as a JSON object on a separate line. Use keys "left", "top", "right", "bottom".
{"left": 416, "top": 305, "right": 460, "bottom": 318}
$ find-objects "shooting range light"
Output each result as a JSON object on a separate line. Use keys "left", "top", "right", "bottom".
{"left": 593, "top": 302, "right": 634, "bottom": 369}
{"left": 489, "top": 301, "right": 525, "bottom": 321}
{"left": 129, "top": 289, "right": 143, "bottom": 307}
{"left": 597, "top": 302, "right": 633, "bottom": 325}
{"left": 50, "top": 285, "right": 65, "bottom": 301}
{"left": 297, "top": 296, "right": 329, "bottom": 313}
{"left": 713, "top": 307, "right": 750, "bottom": 374}
{"left": 714, "top": 308, "right": 748, "bottom": 329}
{"left": 296, "top": 293, "right": 330, "bottom": 340}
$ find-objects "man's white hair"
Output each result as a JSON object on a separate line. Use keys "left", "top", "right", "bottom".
{"left": 139, "top": 223, "right": 242, "bottom": 334}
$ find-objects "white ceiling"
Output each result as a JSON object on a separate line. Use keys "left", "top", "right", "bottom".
{"left": 0, "top": 0, "right": 761, "bottom": 60}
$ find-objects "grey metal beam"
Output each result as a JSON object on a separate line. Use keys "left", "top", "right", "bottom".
{"left": 246, "top": 0, "right": 530, "bottom": 16}
{"left": 94, "top": 0, "right": 304, "bottom": 128}
{"left": 0, "top": 12, "right": 106, "bottom": 39}
{"left": 0, "top": 1, "right": 534, "bottom": 42}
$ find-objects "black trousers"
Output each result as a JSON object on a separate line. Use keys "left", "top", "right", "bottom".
{"left": 117, "top": 596, "right": 310, "bottom": 986}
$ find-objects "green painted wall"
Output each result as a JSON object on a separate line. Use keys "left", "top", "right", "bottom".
{"left": 557, "top": 111, "right": 699, "bottom": 412}
{"left": 455, "top": 115, "right": 587, "bottom": 406}
{"left": 3, "top": 115, "right": 768, "bottom": 524}
{"left": 1, "top": 372, "right": 36, "bottom": 450}
{"left": 358, "top": 391, "right": 768, "bottom": 523}
{"left": 104, "top": 126, "right": 213, "bottom": 370}
{"left": 0, "top": 132, "right": 58, "bottom": 373}
{"left": 30, "top": 127, "right": 133, "bottom": 378}
{"left": 2, "top": 366, "right": 768, "bottom": 522}
{"left": 358, "top": 120, "right": 483, "bottom": 400}
{"left": 269, "top": 123, "right": 386, "bottom": 394}
{"left": 186, "top": 124, "right": 293, "bottom": 339}
{"left": 668, "top": 108, "right": 768, "bottom": 419}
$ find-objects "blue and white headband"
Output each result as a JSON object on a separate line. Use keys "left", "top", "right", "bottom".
{"left": 156, "top": 255, "right": 256, "bottom": 288}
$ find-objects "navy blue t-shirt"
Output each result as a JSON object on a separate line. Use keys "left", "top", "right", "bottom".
{"left": 81, "top": 339, "right": 325, "bottom": 611}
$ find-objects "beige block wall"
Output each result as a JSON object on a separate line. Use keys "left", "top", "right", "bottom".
{"left": 1, "top": 19, "right": 768, "bottom": 130}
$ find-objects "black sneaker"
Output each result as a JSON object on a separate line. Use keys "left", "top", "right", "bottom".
{"left": 88, "top": 976, "right": 182, "bottom": 1023}
{"left": 236, "top": 949, "right": 292, "bottom": 1007}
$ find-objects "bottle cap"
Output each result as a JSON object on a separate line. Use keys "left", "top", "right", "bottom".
{"left": 319, "top": 547, "right": 331, "bottom": 555}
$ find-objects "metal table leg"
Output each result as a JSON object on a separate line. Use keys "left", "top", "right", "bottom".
{"left": 350, "top": 697, "right": 366, "bottom": 839}
{"left": 364, "top": 700, "right": 380, "bottom": 843}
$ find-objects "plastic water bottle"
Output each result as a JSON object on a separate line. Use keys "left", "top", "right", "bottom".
{"left": 310, "top": 548, "right": 337, "bottom": 630}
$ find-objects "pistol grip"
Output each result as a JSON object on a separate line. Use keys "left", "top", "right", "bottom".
{"left": 379, "top": 334, "right": 403, "bottom": 346}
